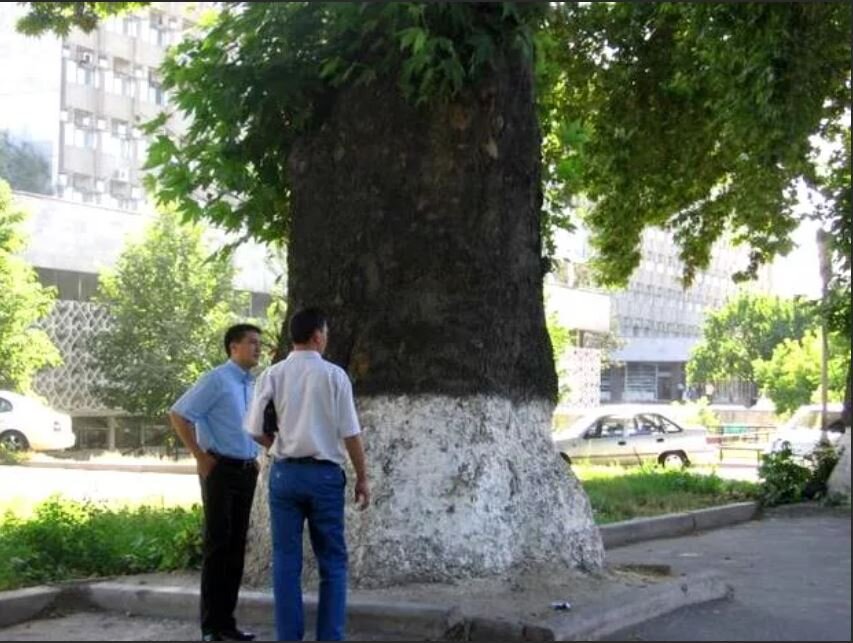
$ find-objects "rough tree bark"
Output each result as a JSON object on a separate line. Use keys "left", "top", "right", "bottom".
{"left": 244, "top": 51, "right": 603, "bottom": 588}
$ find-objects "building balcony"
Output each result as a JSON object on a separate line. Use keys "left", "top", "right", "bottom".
{"left": 64, "top": 83, "right": 98, "bottom": 113}
{"left": 545, "top": 284, "right": 611, "bottom": 334}
{"left": 62, "top": 145, "right": 96, "bottom": 175}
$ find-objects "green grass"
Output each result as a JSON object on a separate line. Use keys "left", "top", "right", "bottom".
{"left": 573, "top": 464, "right": 760, "bottom": 525}
{"left": 0, "top": 496, "right": 203, "bottom": 591}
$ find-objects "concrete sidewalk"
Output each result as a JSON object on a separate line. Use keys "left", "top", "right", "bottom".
{"left": 19, "top": 459, "right": 195, "bottom": 475}
{"left": 604, "top": 503, "right": 851, "bottom": 641}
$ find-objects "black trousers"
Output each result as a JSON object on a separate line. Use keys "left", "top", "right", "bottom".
{"left": 199, "top": 460, "right": 258, "bottom": 634}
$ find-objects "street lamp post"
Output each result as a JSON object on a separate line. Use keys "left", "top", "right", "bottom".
{"left": 816, "top": 229, "right": 832, "bottom": 433}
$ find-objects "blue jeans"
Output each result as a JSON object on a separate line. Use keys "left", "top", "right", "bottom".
{"left": 269, "top": 459, "right": 347, "bottom": 641}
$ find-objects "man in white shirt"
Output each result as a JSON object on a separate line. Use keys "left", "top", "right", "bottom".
{"left": 245, "top": 307, "right": 369, "bottom": 642}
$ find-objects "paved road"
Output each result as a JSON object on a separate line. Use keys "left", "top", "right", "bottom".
{"left": 605, "top": 504, "right": 852, "bottom": 641}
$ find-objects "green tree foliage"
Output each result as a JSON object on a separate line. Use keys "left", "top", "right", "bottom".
{"left": 546, "top": 312, "right": 574, "bottom": 405}
{"left": 14, "top": 2, "right": 147, "bottom": 36}
{"left": 547, "top": 3, "right": 850, "bottom": 286}
{"left": 18, "top": 3, "right": 850, "bottom": 290}
{"left": 90, "top": 212, "right": 248, "bottom": 418}
{"left": 0, "top": 132, "right": 52, "bottom": 196}
{"left": 753, "top": 331, "right": 848, "bottom": 416}
{"left": 0, "top": 180, "right": 61, "bottom": 391}
{"left": 814, "top": 128, "right": 852, "bottom": 423}
{"left": 687, "top": 293, "right": 817, "bottom": 386}
{"left": 816, "top": 128, "right": 852, "bottom": 336}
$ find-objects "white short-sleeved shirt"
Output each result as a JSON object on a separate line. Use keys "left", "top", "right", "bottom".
{"left": 244, "top": 350, "right": 360, "bottom": 466}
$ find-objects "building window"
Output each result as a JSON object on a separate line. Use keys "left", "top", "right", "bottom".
{"left": 70, "top": 112, "right": 97, "bottom": 149}
{"left": 68, "top": 50, "right": 97, "bottom": 87}
{"left": 625, "top": 364, "right": 656, "bottom": 402}
{"left": 599, "top": 368, "right": 612, "bottom": 402}
{"left": 147, "top": 70, "right": 165, "bottom": 106}
{"left": 106, "top": 58, "right": 136, "bottom": 98}
{"left": 121, "top": 16, "right": 139, "bottom": 38}
{"left": 105, "top": 119, "right": 133, "bottom": 160}
{"left": 35, "top": 268, "right": 99, "bottom": 302}
{"left": 144, "top": 13, "right": 167, "bottom": 46}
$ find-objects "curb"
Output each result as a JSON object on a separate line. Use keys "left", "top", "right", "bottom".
{"left": 0, "top": 586, "right": 61, "bottom": 627}
{"left": 80, "top": 582, "right": 452, "bottom": 639}
{"left": 600, "top": 502, "right": 760, "bottom": 549}
{"left": 0, "top": 571, "right": 731, "bottom": 641}
{"left": 544, "top": 570, "right": 732, "bottom": 640}
{"left": 19, "top": 461, "right": 195, "bottom": 475}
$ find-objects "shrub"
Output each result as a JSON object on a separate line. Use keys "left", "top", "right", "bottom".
{"left": 0, "top": 497, "right": 202, "bottom": 591}
{"left": 803, "top": 440, "right": 841, "bottom": 501}
{"left": 0, "top": 443, "right": 25, "bottom": 465}
{"left": 758, "top": 445, "right": 811, "bottom": 506}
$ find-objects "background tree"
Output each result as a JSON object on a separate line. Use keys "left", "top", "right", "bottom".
{"left": 687, "top": 293, "right": 817, "bottom": 388}
{"left": 546, "top": 310, "right": 574, "bottom": 405}
{"left": 90, "top": 212, "right": 248, "bottom": 420}
{"left": 814, "top": 128, "right": 852, "bottom": 425}
{"left": 753, "top": 331, "right": 848, "bottom": 416}
{"left": 0, "top": 180, "right": 61, "bottom": 391}
{"left": 14, "top": 2, "right": 145, "bottom": 36}
{"left": 0, "top": 132, "right": 53, "bottom": 196}
{"left": 18, "top": 2, "right": 851, "bottom": 585}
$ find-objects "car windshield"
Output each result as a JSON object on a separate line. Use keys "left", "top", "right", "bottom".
{"left": 556, "top": 413, "right": 606, "bottom": 439}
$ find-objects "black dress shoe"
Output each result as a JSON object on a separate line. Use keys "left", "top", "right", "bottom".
{"left": 219, "top": 628, "right": 256, "bottom": 641}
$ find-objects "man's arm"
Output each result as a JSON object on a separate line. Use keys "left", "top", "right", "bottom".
{"left": 169, "top": 411, "right": 216, "bottom": 479}
{"left": 344, "top": 434, "right": 370, "bottom": 509}
{"left": 245, "top": 367, "right": 276, "bottom": 451}
{"left": 253, "top": 433, "right": 274, "bottom": 449}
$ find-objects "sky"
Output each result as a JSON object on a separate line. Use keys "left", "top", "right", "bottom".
{"left": 771, "top": 219, "right": 822, "bottom": 300}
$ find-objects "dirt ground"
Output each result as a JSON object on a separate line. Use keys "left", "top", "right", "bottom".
{"left": 0, "top": 610, "right": 400, "bottom": 641}
{"left": 333, "top": 562, "right": 672, "bottom": 623}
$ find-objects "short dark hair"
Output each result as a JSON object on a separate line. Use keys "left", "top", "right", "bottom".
{"left": 289, "top": 307, "right": 327, "bottom": 344}
{"left": 224, "top": 323, "right": 262, "bottom": 356}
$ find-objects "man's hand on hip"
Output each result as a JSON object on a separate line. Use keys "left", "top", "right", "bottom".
{"left": 196, "top": 451, "right": 217, "bottom": 479}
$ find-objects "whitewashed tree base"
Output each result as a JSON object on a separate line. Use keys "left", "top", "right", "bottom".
{"left": 244, "top": 395, "right": 604, "bottom": 589}
{"left": 828, "top": 432, "right": 851, "bottom": 498}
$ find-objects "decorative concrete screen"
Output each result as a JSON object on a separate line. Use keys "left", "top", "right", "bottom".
{"left": 33, "top": 300, "right": 111, "bottom": 414}
{"left": 559, "top": 347, "right": 601, "bottom": 408}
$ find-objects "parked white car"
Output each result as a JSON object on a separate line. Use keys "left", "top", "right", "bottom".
{"left": 768, "top": 403, "right": 846, "bottom": 459}
{"left": 0, "top": 390, "right": 75, "bottom": 452}
{"left": 552, "top": 405, "right": 714, "bottom": 468}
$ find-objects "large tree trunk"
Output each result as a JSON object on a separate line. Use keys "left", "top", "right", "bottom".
{"left": 244, "top": 52, "right": 603, "bottom": 588}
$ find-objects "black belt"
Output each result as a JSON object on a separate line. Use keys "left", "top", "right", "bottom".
{"left": 281, "top": 456, "right": 337, "bottom": 466}
{"left": 210, "top": 451, "right": 256, "bottom": 470}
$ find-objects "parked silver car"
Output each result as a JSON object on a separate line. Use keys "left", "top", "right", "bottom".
{"left": 767, "top": 403, "right": 846, "bottom": 459}
{"left": 552, "top": 406, "right": 714, "bottom": 468}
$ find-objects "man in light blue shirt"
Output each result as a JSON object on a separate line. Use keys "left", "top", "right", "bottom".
{"left": 170, "top": 323, "right": 262, "bottom": 642}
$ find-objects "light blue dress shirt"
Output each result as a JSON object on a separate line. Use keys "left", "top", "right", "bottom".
{"left": 171, "top": 359, "right": 258, "bottom": 460}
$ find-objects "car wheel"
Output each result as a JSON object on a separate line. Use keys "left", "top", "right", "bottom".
{"left": 0, "top": 430, "right": 29, "bottom": 452}
{"left": 659, "top": 451, "right": 688, "bottom": 469}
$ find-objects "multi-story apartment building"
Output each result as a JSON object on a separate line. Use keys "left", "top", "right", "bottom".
{"left": 0, "top": 2, "right": 197, "bottom": 210}
{"left": 606, "top": 228, "right": 773, "bottom": 404}
{"left": 1, "top": 3, "right": 279, "bottom": 449}
{"left": 549, "top": 225, "right": 774, "bottom": 406}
